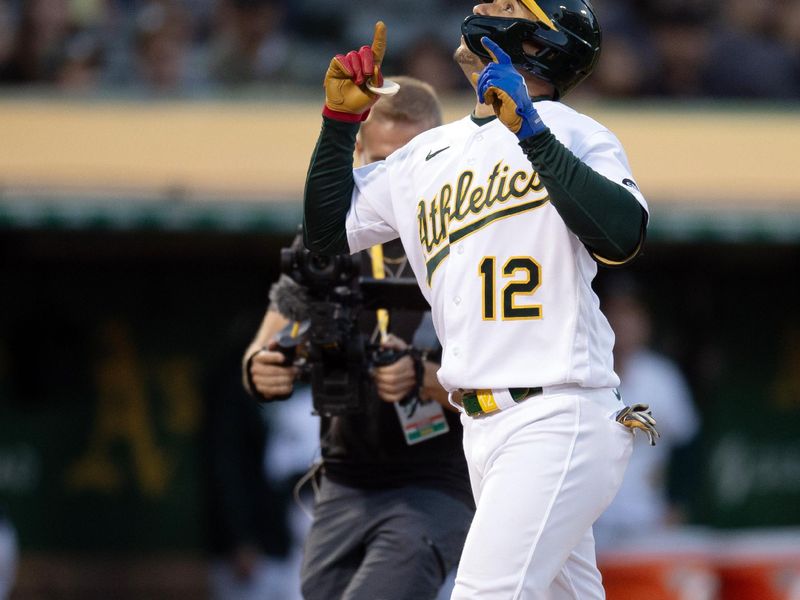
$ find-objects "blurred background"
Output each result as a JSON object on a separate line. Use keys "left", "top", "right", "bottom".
{"left": 0, "top": 0, "right": 799, "bottom": 598}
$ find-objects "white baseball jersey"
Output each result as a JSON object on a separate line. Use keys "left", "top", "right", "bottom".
{"left": 345, "top": 101, "right": 648, "bottom": 392}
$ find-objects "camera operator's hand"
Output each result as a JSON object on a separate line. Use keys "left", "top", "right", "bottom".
{"left": 249, "top": 340, "right": 298, "bottom": 400}
{"left": 372, "top": 334, "right": 417, "bottom": 403}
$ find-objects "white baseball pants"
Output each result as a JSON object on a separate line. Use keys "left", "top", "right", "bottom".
{"left": 452, "top": 386, "right": 633, "bottom": 600}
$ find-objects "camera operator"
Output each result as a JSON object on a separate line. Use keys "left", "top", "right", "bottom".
{"left": 243, "top": 77, "right": 474, "bottom": 600}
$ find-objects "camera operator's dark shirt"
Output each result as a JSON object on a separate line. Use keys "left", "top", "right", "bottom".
{"left": 319, "top": 238, "right": 473, "bottom": 508}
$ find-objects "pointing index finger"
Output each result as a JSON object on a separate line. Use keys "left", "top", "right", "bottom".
{"left": 481, "top": 36, "right": 510, "bottom": 64}
{"left": 371, "top": 21, "right": 387, "bottom": 67}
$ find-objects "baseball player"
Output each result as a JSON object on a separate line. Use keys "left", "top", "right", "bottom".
{"left": 302, "top": 1, "right": 658, "bottom": 598}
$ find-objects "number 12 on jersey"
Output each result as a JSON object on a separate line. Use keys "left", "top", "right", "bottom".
{"left": 479, "top": 256, "right": 543, "bottom": 321}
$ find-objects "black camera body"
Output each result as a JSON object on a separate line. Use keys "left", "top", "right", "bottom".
{"left": 278, "top": 244, "right": 424, "bottom": 417}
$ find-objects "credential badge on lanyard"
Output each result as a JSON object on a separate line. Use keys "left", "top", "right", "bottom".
{"left": 369, "top": 245, "right": 449, "bottom": 445}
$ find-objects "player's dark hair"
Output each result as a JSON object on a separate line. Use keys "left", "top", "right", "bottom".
{"left": 367, "top": 75, "right": 443, "bottom": 129}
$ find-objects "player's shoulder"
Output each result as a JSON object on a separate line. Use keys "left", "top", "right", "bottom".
{"left": 385, "top": 116, "right": 477, "bottom": 164}
{"left": 536, "top": 101, "right": 619, "bottom": 151}
{"left": 536, "top": 100, "right": 607, "bottom": 133}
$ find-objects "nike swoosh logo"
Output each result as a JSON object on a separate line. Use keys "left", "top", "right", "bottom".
{"left": 425, "top": 146, "right": 450, "bottom": 161}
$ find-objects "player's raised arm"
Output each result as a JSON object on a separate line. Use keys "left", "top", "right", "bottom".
{"left": 303, "top": 22, "right": 387, "bottom": 255}
{"left": 473, "top": 37, "right": 647, "bottom": 265}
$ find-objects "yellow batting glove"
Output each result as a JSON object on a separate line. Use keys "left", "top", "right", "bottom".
{"left": 615, "top": 403, "right": 660, "bottom": 446}
{"left": 323, "top": 21, "right": 387, "bottom": 123}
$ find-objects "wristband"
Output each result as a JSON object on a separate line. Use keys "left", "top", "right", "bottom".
{"left": 243, "top": 347, "right": 268, "bottom": 402}
{"left": 322, "top": 106, "right": 371, "bottom": 123}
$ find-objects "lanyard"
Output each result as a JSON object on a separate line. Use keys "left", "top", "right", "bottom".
{"left": 369, "top": 244, "right": 389, "bottom": 344}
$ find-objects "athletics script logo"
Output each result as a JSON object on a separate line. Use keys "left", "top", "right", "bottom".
{"left": 417, "top": 160, "right": 549, "bottom": 283}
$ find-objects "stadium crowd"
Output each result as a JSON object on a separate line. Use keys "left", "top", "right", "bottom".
{"left": 1, "top": 0, "right": 799, "bottom": 98}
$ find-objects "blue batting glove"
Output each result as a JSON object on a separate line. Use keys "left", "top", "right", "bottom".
{"left": 472, "top": 37, "right": 546, "bottom": 140}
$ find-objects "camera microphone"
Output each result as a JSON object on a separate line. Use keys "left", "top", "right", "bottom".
{"left": 269, "top": 274, "right": 310, "bottom": 323}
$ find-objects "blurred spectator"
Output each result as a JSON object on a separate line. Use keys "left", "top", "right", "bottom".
{"left": 644, "top": 3, "right": 716, "bottom": 98}
{"left": 579, "top": 2, "right": 659, "bottom": 98}
{"left": 0, "top": 505, "right": 16, "bottom": 600}
{"left": 644, "top": 0, "right": 799, "bottom": 98}
{"left": 594, "top": 281, "right": 701, "bottom": 551}
{"left": 723, "top": 0, "right": 773, "bottom": 37}
{"left": 2, "top": 0, "right": 72, "bottom": 83}
{"left": 778, "top": 0, "right": 800, "bottom": 87}
{"left": 583, "top": 33, "right": 654, "bottom": 98}
{"left": 55, "top": 29, "right": 104, "bottom": 90}
{"left": 209, "top": 0, "right": 289, "bottom": 85}
{"left": 337, "top": 0, "right": 455, "bottom": 70}
{"left": 401, "top": 36, "right": 467, "bottom": 95}
{"left": 0, "top": 1, "right": 14, "bottom": 79}
{"left": 703, "top": 0, "right": 799, "bottom": 98}
{"left": 779, "top": 0, "right": 800, "bottom": 50}
{"left": 132, "top": 0, "right": 204, "bottom": 92}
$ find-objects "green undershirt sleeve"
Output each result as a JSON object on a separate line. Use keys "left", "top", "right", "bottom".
{"left": 519, "top": 129, "right": 647, "bottom": 265}
{"left": 302, "top": 117, "right": 361, "bottom": 254}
